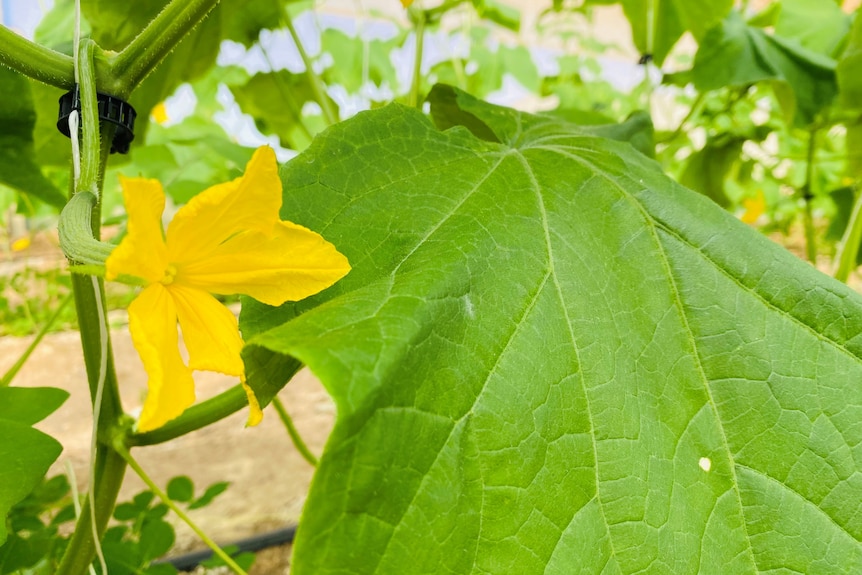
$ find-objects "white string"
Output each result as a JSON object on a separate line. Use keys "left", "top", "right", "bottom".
{"left": 69, "top": 110, "right": 81, "bottom": 186}
{"left": 87, "top": 275, "right": 109, "bottom": 575}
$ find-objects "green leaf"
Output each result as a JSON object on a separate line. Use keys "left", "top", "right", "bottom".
{"left": 0, "top": 387, "right": 69, "bottom": 426}
{"left": 0, "top": 68, "right": 66, "bottom": 208}
{"left": 166, "top": 476, "right": 194, "bottom": 503}
{"left": 0, "top": 389, "right": 67, "bottom": 547}
{"left": 691, "top": 11, "right": 837, "bottom": 126}
{"left": 679, "top": 138, "right": 744, "bottom": 207}
{"left": 243, "top": 89, "right": 862, "bottom": 573}
{"left": 837, "top": 13, "right": 862, "bottom": 111}
{"left": 428, "top": 84, "right": 653, "bottom": 156}
{"left": 774, "top": 0, "right": 851, "bottom": 57}
{"left": 138, "top": 519, "right": 175, "bottom": 563}
{"left": 188, "top": 481, "right": 230, "bottom": 510}
{"left": 471, "top": 0, "right": 521, "bottom": 32}
{"left": 230, "top": 71, "right": 328, "bottom": 151}
{"left": 604, "top": 0, "right": 733, "bottom": 65}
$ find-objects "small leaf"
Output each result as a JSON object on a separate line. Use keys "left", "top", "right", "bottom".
{"left": 166, "top": 476, "right": 194, "bottom": 503}
{"left": 0, "top": 388, "right": 67, "bottom": 546}
{"left": 138, "top": 519, "right": 175, "bottom": 563}
{"left": 0, "top": 387, "right": 69, "bottom": 426}
{"left": 188, "top": 481, "right": 230, "bottom": 510}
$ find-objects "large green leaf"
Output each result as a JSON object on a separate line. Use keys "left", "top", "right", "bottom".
{"left": 241, "top": 87, "right": 862, "bottom": 573}
{"left": 0, "top": 388, "right": 68, "bottom": 546}
{"left": 0, "top": 68, "right": 65, "bottom": 208}
{"left": 691, "top": 11, "right": 837, "bottom": 126}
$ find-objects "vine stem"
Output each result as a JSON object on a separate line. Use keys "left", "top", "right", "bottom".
{"left": 408, "top": 8, "right": 427, "bottom": 108}
{"left": 801, "top": 127, "right": 819, "bottom": 264}
{"left": 272, "top": 396, "right": 318, "bottom": 466}
{"left": 0, "top": 24, "right": 75, "bottom": 88}
{"left": 56, "top": 28, "right": 128, "bottom": 575}
{"left": 280, "top": 7, "right": 338, "bottom": 126}
{"left": 115, "top": 443, "right": 250, "bottom": 575}
{"left": 110, "top": 0, "right": 220, "bottom": 96}
{"left": 0, "top": 292, "right": 73, "bottom": 386}
{"left": 833, "top": 184, "right": 862, "bottom": 282}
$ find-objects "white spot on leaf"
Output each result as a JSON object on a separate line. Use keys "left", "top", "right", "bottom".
{"left": 698, "top": 457, "right": 711, "bottom": 472}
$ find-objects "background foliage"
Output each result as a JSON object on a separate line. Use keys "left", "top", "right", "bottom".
{"left": 3, "top": 0, "right": 862, "bottom": 573}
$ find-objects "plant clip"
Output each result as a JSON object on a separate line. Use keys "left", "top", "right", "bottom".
{"left": 56, "top": 85, "right": 137, "bottom": 154}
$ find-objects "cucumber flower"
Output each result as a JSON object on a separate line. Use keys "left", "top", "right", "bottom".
{"left": 106, "top": 146, "right": 350, "bottom": 432}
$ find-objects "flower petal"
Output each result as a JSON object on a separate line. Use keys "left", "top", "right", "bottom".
{"left": 166, "top": 146, "right": 282, "bottom": 265}
{"left": 106, "top": 177, "right": 168, "bottom": 283}
{"left": 241, "top": 377, "right": 264, "bottom": 427}
{"left": 177, "top": 220, "right": 351, "bottom": 306}
{"left": 129, "top": 284, "right": 195, "bottom": 432}
{"left": 169, "top": 285, "right": 244, "bottom": 376}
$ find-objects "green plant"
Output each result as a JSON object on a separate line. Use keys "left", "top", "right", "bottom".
{"left": 3, "top": 1, "right": 862, "bottom": 574}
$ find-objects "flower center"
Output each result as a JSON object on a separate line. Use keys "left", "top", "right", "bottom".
{"left": 161, "top": 264, "right": 178, "bottom": 285}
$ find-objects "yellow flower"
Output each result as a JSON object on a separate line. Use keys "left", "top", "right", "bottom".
{"left": 401, "top": 0, "right": 414, "bottom": 7}
{"left": 151, "top": 102, "right": 169, "bottom": 125}
{"left": 740, "top": 190, "right": 766, "bottom": 225}
{"left": 106, "top": 146, "right": 350, "bottom": 432}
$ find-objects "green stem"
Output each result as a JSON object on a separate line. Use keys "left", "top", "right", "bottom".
{"left": 657, "top": 92, "right": 704, "bottom": 144}
{"left": 56, "top": 42, "right": 127, "bottom": 575}
{"left": 280, "top": 8, "right": 337, "bottom": 126}
{"left": 58, "top": 193, "right": 114, "bottom": 265}
{"left": 0, "top": 24, "right": 74, "bottom": 88}
{"left": 272, "top": 396, "right": 318, "bottom": 467}
{"left": 115, "top": 443, "right": 249, "bottom": 575}
{"left": 409, "top": 10, "right": 427, "bottom": 108}
{"left": 802, "top": 127, "right": 819, "bottom": 263}
{"left": 76, "top": 39, "right": 100, "bottom": 193}
{"left": 127, "top": 385, "right": 250, "bottom": 446}
{"left": 834, "top": 184, "right": 862, "bottom": 282}
{"left": 55, "top": 448, "right": 127, "bottom": 575}
{"left": 0, "top": 292, "right": 73, "bottom": 387}
{"left": 259, "top": 47, "right": 315, "bottom": 143}
{"left": 110, "top": 0, "right": 220, "bottom": 96}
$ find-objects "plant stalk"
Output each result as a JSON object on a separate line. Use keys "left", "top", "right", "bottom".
{"left": 409, "top": 9, "right": 427, "bottom": 108}
{"left": 116, "top": 443, "right": 250, "bottom": 575}
{"left": 801, "top": 127, "right": 819, "bottom": 263}
{"left": 55, "top": 449, "right": 127, "bottom": 575}
{"left": 0, "top": 293, "right": 73, "bottom": 387}
{"left": 834, "top": 185, "right": 862, "bottom": 282}
{"left": 280, "top": 8, "right": 338, "bottom": 126}
{"left": 272, "top": 396, "right": 318, "bottom": 466}
{"left": 110, "top": 0, "right": 220, "bottom": 96}
{"left": 0, "top": 24, "right": 75, "bottom": 88}
{"left": 127, "top": 385, "right": 250, "bottom": 446}
{"left": 56, "top": 38, "right": 127, "bottom": 575}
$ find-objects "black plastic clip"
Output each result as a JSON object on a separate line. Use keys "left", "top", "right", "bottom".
{"left": 57, "top": 86, "right": 137, "bottom": 154}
